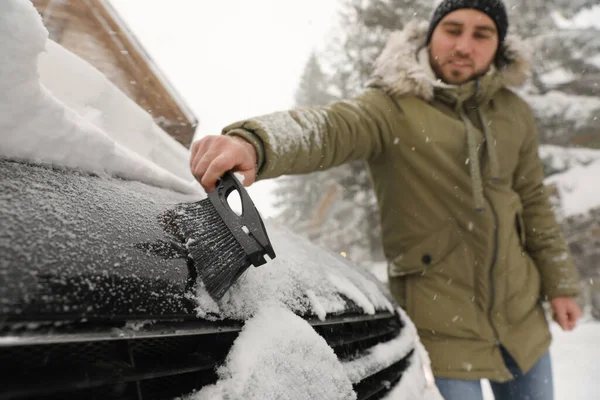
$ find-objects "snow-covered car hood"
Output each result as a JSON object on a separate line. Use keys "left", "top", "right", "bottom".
{"left": 0, "top": 0, "right": 395, "bottom": 328}
{"left": 0, "top": 157, "right": 394, "bottom": 324}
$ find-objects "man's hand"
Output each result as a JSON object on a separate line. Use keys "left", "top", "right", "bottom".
{"left": 551, "top": 296, "right": 582, "bottom": 331}
{"left": 190, "top": 135, "right": 258, "bottom": 192}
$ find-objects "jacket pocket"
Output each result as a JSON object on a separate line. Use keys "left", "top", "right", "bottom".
{"left": 389, "top": 221, "right": 461, "bottom": 277}
{"left": 509, "top": 194, "right": 527, "bottom": 248}
{"left": 389, "top": 222, "right": 480, "bottom": 338}
{"left": 515, "top": 211, "right": 526, "bottom": 248}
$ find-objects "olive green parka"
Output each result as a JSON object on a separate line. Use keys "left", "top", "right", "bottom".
{"left": 223, "top": 20, "right": 580, "bottom": 381}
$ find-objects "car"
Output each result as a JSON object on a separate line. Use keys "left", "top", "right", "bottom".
{"left": 0, "top": 157, "right": 441, "bottom": 400}
{"left": 0, "top": 1, "right": 442, "bottom": 399}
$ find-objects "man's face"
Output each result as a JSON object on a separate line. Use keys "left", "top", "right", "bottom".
{"left": 428, "top": 9, "right": 499, "bottom": 85}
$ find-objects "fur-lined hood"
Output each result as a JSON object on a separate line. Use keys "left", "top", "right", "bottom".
{"left": 368, "top": 20, "right": 532, "bottom": 101}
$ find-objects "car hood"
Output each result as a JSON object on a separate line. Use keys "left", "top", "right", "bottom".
{"left": 1, "top": 159, "right": 201, "bottom": 322}
{"left": 1, "top": 159, "right": 395, "bottom": 325}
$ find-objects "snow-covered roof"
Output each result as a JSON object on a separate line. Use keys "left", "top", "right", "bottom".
{"left": 31, "top": 0, "right": 198, "bottom": 147}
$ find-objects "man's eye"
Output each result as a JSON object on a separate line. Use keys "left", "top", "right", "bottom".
{"left": 475, "top": 33, "right": 492, "bottom": 40}
{"left": 446, "top": 30, "right": 461, "bottom": 36}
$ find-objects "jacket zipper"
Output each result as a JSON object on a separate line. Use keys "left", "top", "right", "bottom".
{"left": 486, "top": 194, "right": 513, "bottom": 379}
{"left": 486, "top": 195, "right": 501, "bottom": 343}
{"left": 471, "top": 80, "right": 501, "bottom": 343}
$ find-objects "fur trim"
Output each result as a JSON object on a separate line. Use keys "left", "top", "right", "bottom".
{"left": 369, "top": 20, "right": 532, "bottom": 100}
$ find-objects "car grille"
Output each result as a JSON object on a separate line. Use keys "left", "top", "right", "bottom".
{"left": 0, "top": 312, "right": 411, "bottom": 400}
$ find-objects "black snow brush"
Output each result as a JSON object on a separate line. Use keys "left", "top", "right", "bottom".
{"left": 166, "top": 171, "right": 276, "bottom": 300}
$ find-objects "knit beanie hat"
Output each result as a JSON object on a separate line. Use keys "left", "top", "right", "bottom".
{"left": 425, "top": 0, "right": 509, "bottom": 45}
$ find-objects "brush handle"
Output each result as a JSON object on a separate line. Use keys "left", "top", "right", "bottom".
{"left": 207, "top": 171, "right": 276, "bottom": 267}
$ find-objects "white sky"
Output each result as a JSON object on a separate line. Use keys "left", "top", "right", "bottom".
{"left": 109, "top": 0, "right": 340, "bottom": 217}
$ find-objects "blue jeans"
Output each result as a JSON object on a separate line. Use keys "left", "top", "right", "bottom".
{"left": 435, "top": 347, "right": 554, "bottom": 400}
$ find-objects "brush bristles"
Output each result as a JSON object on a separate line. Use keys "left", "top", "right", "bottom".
{"left": 175, "top": 199, "right": 251, "bottom": 300}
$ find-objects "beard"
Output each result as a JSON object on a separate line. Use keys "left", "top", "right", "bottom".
{"left": 429, "top": 50, "right": 493, "bottom": 85}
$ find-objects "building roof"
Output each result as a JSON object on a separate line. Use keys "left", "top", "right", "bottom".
{"left": 32, "top": 0, "right": 198, "bottom": 147}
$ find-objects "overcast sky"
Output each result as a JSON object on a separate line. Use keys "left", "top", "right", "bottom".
{"left": 109, "top": 0, "right": 340, "bottom": 216}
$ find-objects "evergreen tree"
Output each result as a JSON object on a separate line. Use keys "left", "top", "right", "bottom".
{"left": 271, "top": 53, "right": 337, "bottom": 234}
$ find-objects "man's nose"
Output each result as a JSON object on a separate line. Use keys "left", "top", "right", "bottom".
{"left": 454, "top": 35, "right": 474, "bottom": 57}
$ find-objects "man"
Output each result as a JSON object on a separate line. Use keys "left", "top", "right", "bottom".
{"left": 190, "top": 0, "right": 582, "bottom": 398}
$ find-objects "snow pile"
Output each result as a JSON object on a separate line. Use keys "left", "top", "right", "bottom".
{"left": 184, "top": 304, "right": 356, "bottom": 400}
{"left": 0, "top": 0, "right": 200, "bottom": 195}
{"left": 192, "top": 221, "right": 395, "bottom": 321}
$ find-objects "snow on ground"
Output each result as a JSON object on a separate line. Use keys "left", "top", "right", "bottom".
{"left": 549, "top": 322, "right": 600, "bottom": 400}
{"left": 0, "top": 0, "right": 200, "bottom": 195}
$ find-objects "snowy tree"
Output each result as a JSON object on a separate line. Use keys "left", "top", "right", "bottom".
{"left": 274, "top": 0, "right": 433, "bottom": 264}
{"left": 507, "top": 1, "right": 600, "bottom": 145}
{"left": 292, "top": 53, "right": 336, "bottom": 107}
{"left": 271, "top": 53, "right": 340, "bottom": 241}
{"left": 272, "top": 50, "right": 382, "bottom": 262}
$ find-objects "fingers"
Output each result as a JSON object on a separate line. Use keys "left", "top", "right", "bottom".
{"left": 238, "top": 169, "right": 256, "bottom": 187}
{"left": 202, "top": 154, "right": 236, "bottom": 191}
{"left": 552, "top": 298, "right": 583, "bottom": 331}
{"left": 190, "top": 135, "right": 257, "bottom": 192}
{"left": 553, "top": 307, "right": 569, "bottom": 331}
{"left": 565, "top": 303, "right": 583, "bottom": 331}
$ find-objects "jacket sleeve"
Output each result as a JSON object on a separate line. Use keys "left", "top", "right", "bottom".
{"left": 512, "top": 104, "right": 580, "bottom": 299}
{"left": 221, "top": 89, "right": 399, "bottom": 180}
